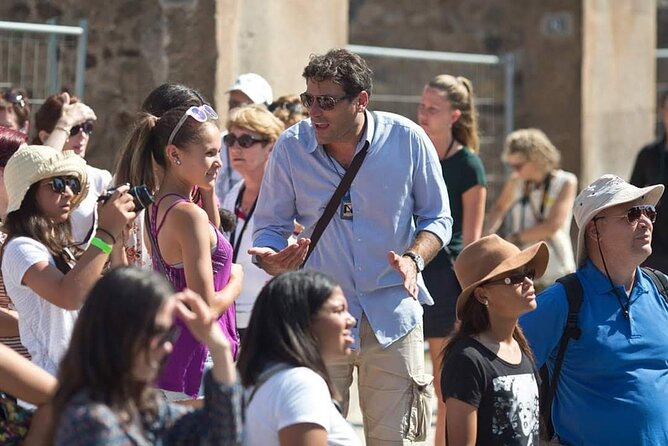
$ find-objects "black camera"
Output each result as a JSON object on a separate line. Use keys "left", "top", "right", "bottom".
{"left": 98, "top": 184, "right": 155, "bottom": 212}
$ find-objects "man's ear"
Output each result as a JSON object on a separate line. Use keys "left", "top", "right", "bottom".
{"left": 356, "top": 91, "right": 369, "bottom": 112}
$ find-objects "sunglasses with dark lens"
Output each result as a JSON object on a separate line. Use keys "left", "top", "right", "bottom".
{"left": 223, "top": 133, "right": 268, "bottom": 148}
{"left": 154, "top": 325, "right": 181, "bottom": 347}
{"left": 1, "top": 90, "right": 26, "bottom": 108}
{"left": 46, "top": 177, "right": 82, "bottom": 195}
{"left": 167, "top": 104, "right": 219, "bottom": 146}
{"left": 485, "top": 269, "right": 536, "bottom": 287}
{"left": 299, "top": 92, "right": 354, "bottom": 111}
{"left": 69, "top": 121, "right": 94, "bottom": 137}
{"left": 595, "top": 205, "right": 657, "bottom": 224}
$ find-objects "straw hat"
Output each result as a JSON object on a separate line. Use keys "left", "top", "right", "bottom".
{"left": 4, "top": 144, "right": 89, "bottom": 214}
{"left": 573, "top": 174, "right": 664, "bottom": 266}
{"left": 453, "top": 234, "right": 549, "bottom": 319}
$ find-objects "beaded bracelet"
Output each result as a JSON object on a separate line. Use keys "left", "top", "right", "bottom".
{"left": 90, "top": 236, "right": 113, "bottom": 255}
{"left": 96, "top": 227, "right": 117, "bottom": 245}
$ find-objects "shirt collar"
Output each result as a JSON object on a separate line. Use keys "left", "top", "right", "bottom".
{"left": 581, "top": 259, "right": 649, "bottom": 295}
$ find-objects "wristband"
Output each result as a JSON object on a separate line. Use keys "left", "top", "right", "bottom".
{"left": 90, "top": 236, "right": 113, "bottom": 255}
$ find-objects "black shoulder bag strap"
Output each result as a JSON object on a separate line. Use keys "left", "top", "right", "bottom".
{"left": 641, "top": 267, "right": 668, "bottom": 303}
{"left": 540, "top": 273, "right": 583, "bottom": 440}
{"left": 301, "top": 140, "right": 370, "bottom": 268}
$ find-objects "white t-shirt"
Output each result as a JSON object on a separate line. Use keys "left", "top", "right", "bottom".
{"left": 1, "top": 237, "right": 78, "bottom": 375}
{"left": 221, "top": 181, "right": 272, "bottom": 329}
{"left": 70, "top": 165, "right": 113, "bottom": 246}
{"left": 243, "top": 366, "right": 360, "bottom": 446}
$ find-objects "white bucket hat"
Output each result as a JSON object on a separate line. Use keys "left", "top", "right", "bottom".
{"left": 4, "top": 144, "right": 89, "bottom": 214}
{"left": 573, "top": 174, "right": 664, "bottom": 266}
{"left": 227, "top": 73, "right": 273, "bottom": 106}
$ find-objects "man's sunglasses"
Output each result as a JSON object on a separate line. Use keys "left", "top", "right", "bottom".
{"left": 46, "top": 176, "right": 82, "bottom": 195}
{"left": 167, "top": 104, "right": 218, "bottom": 146}
{"left": 485, "top": 269, "right": 536, "bottom": 287}
{"left": 299, "top": 92, "right": 355, "bottom": 111}
{"left": 595, "top": 204, "right": 657, "bottom": 224}
{"left": 69, "top": 121, "right": 94, "bottom": 137}
{"left": 223, "top": 133, "right": 268, "bottom": 148}
{"left": 1, "top": 90, "right": 26, "bottom": 108}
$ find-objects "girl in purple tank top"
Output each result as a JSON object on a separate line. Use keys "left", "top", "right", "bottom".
{"left": 125, "top": 104, "right": 241, "bottom": 398}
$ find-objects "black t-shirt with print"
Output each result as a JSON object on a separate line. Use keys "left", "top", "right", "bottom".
{"left": 441, "top": 337, "right": 539, "bottom": 446}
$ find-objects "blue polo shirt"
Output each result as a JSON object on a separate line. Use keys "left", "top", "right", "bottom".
{"left": 520, "top": 260, "right": 668, "bottom": 445}
{"left": 253, "top": 110, "right": 452, "bottom": 347}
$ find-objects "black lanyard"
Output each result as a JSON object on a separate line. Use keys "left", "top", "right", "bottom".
{"left": 519, "top": 173, "right": 553, "bottom": 230}
{"left": 230, "top": 186, "right": 256, "bottom": 263}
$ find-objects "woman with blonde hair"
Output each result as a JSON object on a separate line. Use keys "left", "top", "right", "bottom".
{"left": 417, "top": 74, "right": 487, "bottom": 446}
{"left": 442, "top": 234, "right": 545, "bottom": 445}
{"left": 220, "top": 104, "right": 283, "bottom": 340}
{"left": 485, "top": 128, "right": 577, "bottom": 289}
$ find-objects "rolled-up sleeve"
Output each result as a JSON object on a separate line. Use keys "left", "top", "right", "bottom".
{"left": 411, "top": 127, "right": 452, "bottom": 247}
{"left": 252, "top": 138, "right": 298, "bottom": 252}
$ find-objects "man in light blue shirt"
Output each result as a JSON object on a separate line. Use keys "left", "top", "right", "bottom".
{"left": 250, "top": 48, "right": 452, "bottom": 445}
{"left": 521, "top": 175, "right": 668, "bottom": 445}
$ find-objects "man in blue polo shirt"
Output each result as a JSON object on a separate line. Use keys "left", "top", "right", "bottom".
{"left": 521, "top": 175, "right": 668, "bottom": 445}
{"left": 250, "top": 48, "right": 452, "bottom": 445}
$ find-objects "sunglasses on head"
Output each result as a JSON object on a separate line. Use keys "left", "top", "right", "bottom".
{"left": 46, "top": 176, "right": 82, "bottom": 195}
{"left": 299, "top": 92, "right": 355, "bottom": 111}
{"left": 485, "top": 269, "right": 536, "bottom": 287}
{"left": 223, "top": 133, "right": 268, "bottom": 148}
{"left": 1, "top": 90, "right": 26, "bottom": 108}
{"left": 69, "top": 120, "right": 94, "bottom": 137}
{"left": 595, "top": 204, "right": 657, "bottom": 224}
{"left": 167, "top": 104, "right": 218, "bottom": 146}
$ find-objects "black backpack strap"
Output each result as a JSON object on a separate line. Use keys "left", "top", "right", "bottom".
{"left": 540, "top": 273, "right": 583, "bottom": 440}
{"left": 641, "top": 267, "right": 668, "bottom": 304}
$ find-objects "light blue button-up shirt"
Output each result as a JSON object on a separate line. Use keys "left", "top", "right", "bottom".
{"left": 253, "top": 110, "right": 452, "bottom": 347}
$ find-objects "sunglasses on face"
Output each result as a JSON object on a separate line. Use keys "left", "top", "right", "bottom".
{"left": 45, "top": 176, "right": 82, "bottom": 195}
{"left": 223, "top": 132, "right": 268, "bottom": 148}
{"left": 167, "top": 104, "right": 218, "bottom": 146}
{"left": 153, "top": 325, "right": 181, "bottom": 348}
{"left": 595, "top": 204, "right": 657, "bottom": 224}
{"left": 507, "top": 161, "right": 527, "bottom": 171}
{"left": 69, "top": 120, "right": 94, "bottom": 137}
{"left": 485, "top": 269, "right": 536, "bottom": 287}
{"left": 299, "top": 92, "right": 355, "bottom": 111}
{"left": 1, "top": 90, "right": 26, "bottom": 108}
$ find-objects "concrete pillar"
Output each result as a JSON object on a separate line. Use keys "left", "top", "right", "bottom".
{"left": 215, "top": 0, "right": 348, "bottom": 122}
{"left": 581, "top": 0, "right": 656, "bottom": 185}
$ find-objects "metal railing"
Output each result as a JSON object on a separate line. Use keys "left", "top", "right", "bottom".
{"left": 347, "top": 44, "right": 516, "bottom": 205}
{"left": 0, "top": 19, "right": 88, "bottom": 104}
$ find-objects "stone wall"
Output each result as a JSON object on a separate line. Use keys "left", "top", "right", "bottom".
{"left": 0, "top": 0, "right": 347, "bottom": 170}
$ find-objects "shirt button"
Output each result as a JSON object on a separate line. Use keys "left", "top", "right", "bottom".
{"left": 357, "top": 238, "right": 362, "bottom": 242}
{"left": 358, "top": 266, "right": 362, "bottom": 271}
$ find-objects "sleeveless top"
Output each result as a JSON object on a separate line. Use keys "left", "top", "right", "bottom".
{"left": 149, "top": 193, "right": 238, "bottom": 397}
{"left": 508, "top": 169, "right": 576, "bottom": 286}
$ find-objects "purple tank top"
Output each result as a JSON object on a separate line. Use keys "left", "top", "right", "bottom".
{"left": 149, "top": 193, "right": 238, "bottom": 396}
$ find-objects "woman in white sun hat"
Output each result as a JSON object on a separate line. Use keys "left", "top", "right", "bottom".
{"left": 441, "top": 234, "right": 548, "bottom": 445}
{"left": 0, "top": 144, "right": 134, "bottom": 375}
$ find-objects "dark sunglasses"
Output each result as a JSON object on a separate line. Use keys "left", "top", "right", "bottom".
{"left": 223, "top": 133, "right": 268, "bottom": 148}
{"left": 69, "top": 121, "right": 94, "bottom": 137}
{"left": 46, "top": 176, "right": 82, "bottom": 195}
{"left": 154, "top": 325, "right": 181, "bottom": 347}
{"left": 299, "top": 92, "right": 355, "bottom": 111}
{"left": 485, "top": 269, "right": 536, "bottom": 287}
{"left": 1, "top": 90, "right": 26, "bottom": 108}
{"left": 595, "top": 205, "right": 657, "bottom": 224}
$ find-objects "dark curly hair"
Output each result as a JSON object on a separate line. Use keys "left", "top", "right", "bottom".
{"left": 302, "top": 48, "right": 373, "bottom": 97}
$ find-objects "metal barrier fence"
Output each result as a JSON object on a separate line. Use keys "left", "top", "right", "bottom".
{"left": 347, "top": 44, "right": 515, "bottom": 206}
{"left": 0, "top": 19, "right": 88, "bottom": 107}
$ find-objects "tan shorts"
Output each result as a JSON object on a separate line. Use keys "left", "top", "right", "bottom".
{"left": 326, "top": 314, "right": 434, "bottom": 445}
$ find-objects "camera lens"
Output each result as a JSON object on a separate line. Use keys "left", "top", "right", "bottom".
{"left": 128, "top": 185, "right": 155, "bottom": 212}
